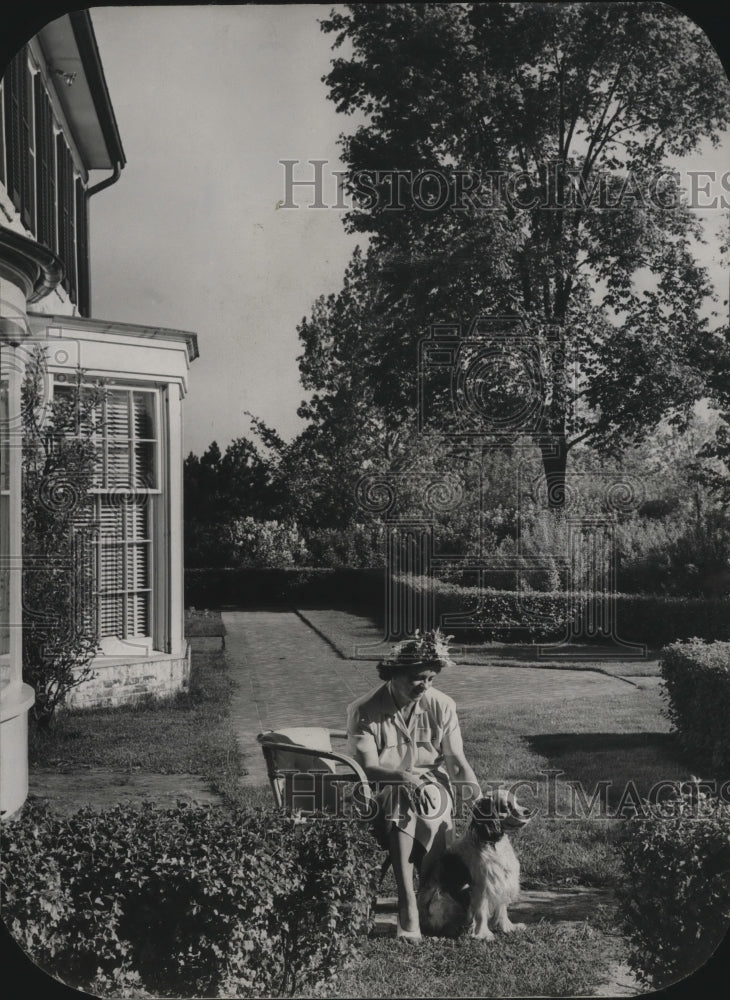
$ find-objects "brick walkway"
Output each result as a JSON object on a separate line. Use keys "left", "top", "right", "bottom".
{"left": 222, "top": 610, "right": 635, "bottom": 786}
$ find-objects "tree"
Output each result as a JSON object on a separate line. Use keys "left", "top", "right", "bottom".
{"left": 183, "top": 434, "right": 290, "bottom": 565}
{"left": 21, "top": 351, "right": 101, "bottom": 726}
{"left": 318, "top": 2, "right": 730, "bottom": 507}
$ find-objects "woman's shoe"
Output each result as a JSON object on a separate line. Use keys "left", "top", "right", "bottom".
{"left": 396, "top": 916, "right": 422, "bottom": 942}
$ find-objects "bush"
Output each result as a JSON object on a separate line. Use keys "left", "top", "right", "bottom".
{"left": 660, "top": 640, "right": 730, "bottom": 774}
{"left": 184, "top": 567, "right": 384, "bottom": 610}
{"left": 0, "top": 802, "right": 379, "bottom": 997}
{"left": 384, "top": 576, "right": 730, "bottom": 646}
{"left": 619, "top": 782, "right": 730, "bottom": 989}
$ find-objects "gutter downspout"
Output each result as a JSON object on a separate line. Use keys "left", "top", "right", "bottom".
{"left": 82, "top": 162, "right": 122, "bottom": 315}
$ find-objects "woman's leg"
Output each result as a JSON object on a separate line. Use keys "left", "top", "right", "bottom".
{"left": 389, "top": 826, "right": 420, "bottom": 933}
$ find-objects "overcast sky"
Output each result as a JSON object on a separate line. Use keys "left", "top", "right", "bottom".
{"left": 86, "top": 4, "right": 730, "bottom": 458}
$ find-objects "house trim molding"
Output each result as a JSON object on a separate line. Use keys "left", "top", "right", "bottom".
{"left": 0, "top": 225, "right": 64, "bottom": 306}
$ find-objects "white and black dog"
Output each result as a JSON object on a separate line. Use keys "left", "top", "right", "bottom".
{"left": 418, "top": 787, "right": 533, "bottom": 939}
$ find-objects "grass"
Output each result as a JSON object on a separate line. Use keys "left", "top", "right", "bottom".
{"left": 25, "top": 604, "right": 700, "bottom": 997}
{"left": 296, "top": 607, "right": 663, "bottom": 676}
{"left": 28, "top": 648, "right": 244, "bottom": 795}
{"left": 457, "top": 685, "right": 695, "bottom": 889}
{"left": 184, "top": 607, "right": 227, "bottom": 637}
{"left": 309, "top": 923, "right": 626, "bottom": 998}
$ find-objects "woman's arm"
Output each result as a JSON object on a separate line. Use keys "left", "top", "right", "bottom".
{"left": 355, "top": 740, "right": 424, "bottom": 788}
{"left": 443, "top": 726, "right": 481, "bottom": 813}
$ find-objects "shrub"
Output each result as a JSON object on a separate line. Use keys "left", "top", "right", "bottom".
{"left": 660, "top": 640, "right": 730, "bottom": 774}
{"left": 0, "top": 802, "right": 379, "bottom": 998}
{"left": 184, "top": 567, "right": 384, "bottom": 610}
{"left": 619, "top": 782, "right": 730, "bottom": 990}
{"left": 21, "top": 353, "right": 102, "bottom": 726}
{"left": 226, "top": 517, "right": 310, "bottom": 568}
{"left": 385, "top": 576, "right": 730, "bottom": 646}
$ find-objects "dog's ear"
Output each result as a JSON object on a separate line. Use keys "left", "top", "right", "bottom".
{"left": 472, "top": 816, "right": 502, "bottom": 840}
{"left": 471, "top": 796, "right": 503, "bottom": 841}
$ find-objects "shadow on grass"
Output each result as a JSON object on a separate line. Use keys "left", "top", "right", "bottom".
{"left": 525, "top": 730, "right": 696, "bottom": 808}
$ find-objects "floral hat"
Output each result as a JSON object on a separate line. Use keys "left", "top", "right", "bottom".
{"left": 384, "top": 628, "right": 455, "bottom": 668}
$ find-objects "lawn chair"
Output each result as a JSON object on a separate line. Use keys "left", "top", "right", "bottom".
{"left": 257, "top": 726, "right": 375, "bottom": 817}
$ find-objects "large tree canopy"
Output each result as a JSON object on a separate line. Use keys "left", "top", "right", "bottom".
{"left": 311, "top": 2, "right": 730, "bottom": 506}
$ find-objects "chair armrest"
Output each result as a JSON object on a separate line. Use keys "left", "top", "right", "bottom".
{"left": 258, "top": 741, "right": 374, "bottom": 804}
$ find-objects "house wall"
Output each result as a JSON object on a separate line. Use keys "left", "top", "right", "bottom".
{"left": 63, "top": 644, "right": 191, "bottom": 710}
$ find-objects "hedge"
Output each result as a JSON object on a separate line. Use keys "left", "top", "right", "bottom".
{"left": 0, "top": 802, "right": 379, "bottom": 998}
{"left": 380, "top": 576, "right": 730, "bottom": 647}
{"left": 183, "top": 568, "right": 730, "bottom": 647}
{"left": 661, "top": 640, "right": 730, "bottom": 775}
{"left": 619, "top": 782, "right": 730, "bottom": 989}
{"left": 185, "top": 567, "right": 383, "bottom": 610}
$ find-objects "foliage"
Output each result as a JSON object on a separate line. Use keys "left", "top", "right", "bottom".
{"left": 184, "top": 436, "right": 289, "bottom": 567}
{"left": 619, "top": 781, "right": 730, "bottom": 989}
{"left": 660, "top": 640, "right": 730, "bottom": 775}
{"left": 21, "top": 351, "right": 102, "bottom": 726}
{"left": 306, "top": 523, "right": 386, "bottom": 568}
{"left": 313, "top": 3, "right": 729, "bottom": 505}
{"left": 184, "top": 567, "right": 384, "bottom": 610}
{"left": 225, "top": 516, "right": 310, "bottom": 568}
{"left": 385, "top": 576, "right": 730, "bottom": 647}
{"left": 0, "top": 802, "right": 379, "bottom": 998}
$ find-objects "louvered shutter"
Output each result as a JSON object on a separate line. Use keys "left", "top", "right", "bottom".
{"left": 0, "top": 79, "right": 6, "bottom": 188}
{"left": 4, "top": 50, "right": 24, "bottom": 212}
{"left": 105, "top": 390, "right": 131, "bottom": 488}
{"left": 132, "top": 392, "right": 156, "bottom": 489}
{"left": 56, "top": 134, "right": 76, "bottom": 299}
{"left": 75, "top": 177, "right": 89, "bottom": 315}
{"left": 19, "top": 54, "right": 35, "bottom": 233}
{"left": 34, "top": 75, "right": 56, "bottom": 251}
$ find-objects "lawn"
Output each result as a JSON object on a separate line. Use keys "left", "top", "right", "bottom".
{"left": 295, "top": 607, "right": 663, "bottom": 676}
{"left": 29, "top": 640, "right": 244, "bottom": 799}
{"left": 23, "top": 605, "right": 702, "bottom": 997}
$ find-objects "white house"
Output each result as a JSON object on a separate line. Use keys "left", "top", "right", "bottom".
{"left": 0, "top": 11, "right": 198, "bottom": 818}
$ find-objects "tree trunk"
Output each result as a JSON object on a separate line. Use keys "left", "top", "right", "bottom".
{"left": 538, "top": 434, "right": 568, "bottom": 511}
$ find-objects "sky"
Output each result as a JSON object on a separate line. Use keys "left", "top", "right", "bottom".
{"left": 84, "top": 4, "right": 730, "bottom": 459}
{"left": 88, "top": 5, "right": 358, "bottom": 456}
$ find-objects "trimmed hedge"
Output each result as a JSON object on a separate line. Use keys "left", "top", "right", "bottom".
{"left": 383, "top": 576, "right": 730, "bottom": 647}
{"left": 619, "top": 782, "right": 730, "bottom": 989}
{"left": 185, "top": 567, "right": 383, "bottom": 610}
{"left": 661, "top": 640, "right": 730, "bottom": 775}
{"left": 183, "top": 568, "right": 730, "bottom": 647}
{"left": 0, "top": 802, "right": 378, "bottom": 998}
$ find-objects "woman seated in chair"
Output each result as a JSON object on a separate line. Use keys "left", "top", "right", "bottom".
{"left": 346, "top": 629, "right": 481, "bottom": 941}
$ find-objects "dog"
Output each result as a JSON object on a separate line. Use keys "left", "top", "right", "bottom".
{"left": 417, "top": 787, "right": 533, "bottom": 939}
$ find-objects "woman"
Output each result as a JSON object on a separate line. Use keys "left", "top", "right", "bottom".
{"left": 346, "top": 629, "right": 481, "bottom": 941}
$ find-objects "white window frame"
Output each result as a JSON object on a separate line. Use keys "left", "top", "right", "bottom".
{"left": 52, "top": 377, "right": 167, "bottom": 657}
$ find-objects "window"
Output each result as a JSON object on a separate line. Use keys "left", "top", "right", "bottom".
{"left": 2, "top": 46, "right": 89, "bottom": 312}
{"left": 55, "top": 382, "right": 161, "bottom": 652}
{"left": 3, "top": 47, "right": 35, "bottom": 232}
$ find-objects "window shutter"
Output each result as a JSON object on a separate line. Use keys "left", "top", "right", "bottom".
{"left": 75, "top": 177, "right": 89, "bottom": 315}
{"left": 56, "top": 134, "right": 76, "bottom": 300}
{"left": 4, "top": 50, "right": 24, "bottom": 212}
{"left": 19, "top": 54, "right": 35, "bottom": 233}
{"left": 0, "top": 79, "right": 6, "bottom": 188}
{"left": 34, "top": 74, "right": 56, "bottom": 251}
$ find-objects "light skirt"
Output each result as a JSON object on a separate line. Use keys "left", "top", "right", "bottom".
{"left": 372, "top": 778, "right": 454, "bottom": 853}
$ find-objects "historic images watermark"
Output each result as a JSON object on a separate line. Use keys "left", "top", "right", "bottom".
{"left": 355, "top": 315, "right": 646, "bottom": 658}
{"left": 280, "top": 771, "right": 730, "bottom": 823}
{"left": 279, "top": 159, "right": 730, "bottom": 212}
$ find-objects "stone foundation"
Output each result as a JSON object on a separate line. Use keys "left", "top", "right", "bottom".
{"left": 63, "top": 645, "right": 191, "bottom": 710}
